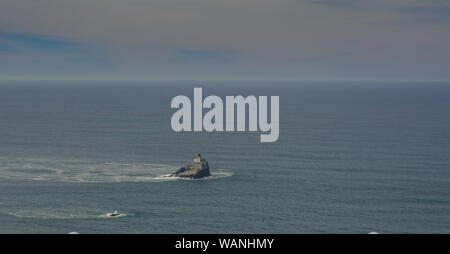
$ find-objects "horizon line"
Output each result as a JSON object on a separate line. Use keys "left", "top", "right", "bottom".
{"left": 1, "top": 77, "right": 450, "bottom": 83}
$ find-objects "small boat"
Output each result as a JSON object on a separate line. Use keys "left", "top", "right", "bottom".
{"left": 108, "top": 210, "right": 121, "bottom": 217}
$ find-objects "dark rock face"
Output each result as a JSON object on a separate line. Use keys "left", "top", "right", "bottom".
{"left": 171, "top": 154, "right": 210, "bottom": 179}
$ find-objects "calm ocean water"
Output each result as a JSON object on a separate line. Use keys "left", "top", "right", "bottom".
{"left": 0, "top": 80, "right": 449, "bottom": 233}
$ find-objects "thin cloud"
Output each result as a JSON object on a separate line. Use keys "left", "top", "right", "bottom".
{"left": 0, "top": 31, "right": 82, "bottom": 53}
{"left": 308, "top": 0, "right": 450, "bottom": 21}
{"left": 308, "top": 0, "right": 362, "bottom": 9}
{"left": 177, "top": 49, "right": 235, "bottom": 61}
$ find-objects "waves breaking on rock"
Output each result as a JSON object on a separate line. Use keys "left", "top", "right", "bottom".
{"left": 0, "top": 157, "right": 232, "bottom": 183}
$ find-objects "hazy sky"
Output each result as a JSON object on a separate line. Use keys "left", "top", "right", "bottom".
{"left": 1, "top": 0, "right": 450, "bottom": 80}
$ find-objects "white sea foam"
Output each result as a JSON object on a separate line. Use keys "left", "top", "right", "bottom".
{"left": 155, "top": 172, "right": 234, "bottom": 181}
{"left": 100, "top": 212, "right": 129, "bottom": 218}
{"left": 0, "top": 157, "right": 233, "bottom": 183}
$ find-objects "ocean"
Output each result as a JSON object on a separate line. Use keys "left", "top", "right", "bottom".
{"left": 0, "top": 80, "right": 449, "bottom": 233}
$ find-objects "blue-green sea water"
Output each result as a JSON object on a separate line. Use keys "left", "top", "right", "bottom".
{"left": 0, "top": 81, "right": 449, "bottom": 233}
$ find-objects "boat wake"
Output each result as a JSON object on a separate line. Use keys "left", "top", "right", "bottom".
{"left": 3, "top": 208, "right": 131, "bottom": 220}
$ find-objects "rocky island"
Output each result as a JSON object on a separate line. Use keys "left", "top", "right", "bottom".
{"left": 171, "top": 154, "right": 211, "bottom": 179}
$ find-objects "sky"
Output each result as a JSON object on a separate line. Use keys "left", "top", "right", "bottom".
{"left": 1, "top": 0, "right": 450, "bottom": 81}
